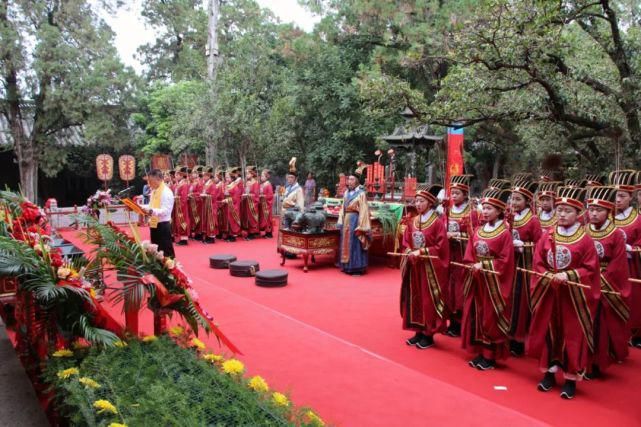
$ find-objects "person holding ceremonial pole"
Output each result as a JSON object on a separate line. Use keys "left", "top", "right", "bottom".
{"left": 224, "top": 167, "right": 243, "bottom": 242}
{"left": 584, "top": 185, "right": 630, "bottom": 379}
{"left": 199, "top": 166, "right": 219, "bottom": 244}
{"left": 444, "top": 174, "right": 478, "bottom": 337}
{"left": 528, "top": 185, "right": 599, "bottom": 399}
{"left": 259, "top": 169, "right": 274, "bottom": 238}
{"left": 281, "top": 158, "right": 305, "bottom": 214}
{"left": 461, "top": 187, "right": 514, "bottom": 370}
{"left": 242, "top": 166, "right": 261, "bottom": 240}
{"left": 336, "top": 167, "right": 371, "bottom": 275}
{"left": 173, "top": 166, "right": 191, "bottom": 246}
{"left": 400, "top": 185, "right": 450, "bottom": 349}
{"left": 508, "top": 180, "right": 542, "bottom": 356}
{"left": 609, "top": 170, "right": 641, "bottom": 349}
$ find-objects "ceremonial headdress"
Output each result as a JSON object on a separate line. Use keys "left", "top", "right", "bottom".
{"left": 584, "top": 174, "right": 605, "bottom": 187}
{"left": 537, "top": 181, "right": 561, "bottom": 199}
{"left": 416, "top": 184, "right": 443, "bottom": 205}
{"left": 287, "top": 157, "right": 298, "bottom": 177}
{"left": 511, "top": 172, "right": 532, "bottom": 183}
{"left": 586, "top": 186, "right": 617, "bottom": 211}
{"left": 227, "top": 166, "right": 241, "bottom": 175}
{"left": 354, "top": 161, "right": 366, "bottom": 178}
{"left": 556, "top": 186, "right": 586, "bottom": 212}
{"left": 247, "top": 166, "right": 258, "bottom": 177}
{"left": 609, "top": 170, "right": 637, "bottom": 193}
{"left": 480, "top": 187, "right": 511, "bottom": 211}
{"left": 450, "top": 175, "right": 472, "bottom": 193}
{"left": 169, "top": 169, "right": 176, "bottom": 177}
{"left": 636, "top": 171, "right": 641, "bottom": 191}
{"left": 564, "top": 178, "right": 587, "bottom": 188}
{"left": 178, "top": 166, "right": 189, "bottom": 175}
{"left": 539, "top": 170, "right": 554, "bottom": 182}
{"left": 203, "top": 166, "right": 214, "bottom": 175}
{"left": 511, "top": 181, "right": 538, "bottom": 200}
{"left": 487, "top": 178, "right": 511, "bottom": 191}
{"left": 192, "top": 165, "right": 203, "bottom": 174}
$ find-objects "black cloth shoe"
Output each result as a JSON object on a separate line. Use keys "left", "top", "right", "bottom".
{"left": 244, "top": 234, "right": 255, "bottom": 241}
{"left": 584, "top": 365, "right": 601, "bottom": 381}
{"left": 204, "top": 237, "right": 216, "bottom": 244}
{"left": 176, "top": 240, "right": 188, "bottom": 246}
{"left": 416, "top": 335, "right": 434, "bottom": 349}
{"left": 468, "top": 355, "right": 483, "bottom": 368}
{"left": 476, "top": 357, "right": 496, "bottom": 371}
{"left": 510, "top": 340, "right": 525, "bottom": 356}
{"left": 537, "top": 372, "right": 556, "bottom": 392}
{"left": 265, "top": 232, "right": 273, "bottom": 238}
{"left": 560, "top": 380, "right": 576, "bottom": 400}
{"left": 406, "top": 332, "right": 422, "bottom": 346}
{"left": 446, "top": 321, "right": 461, "bottom": 337}
{"left": 225, "top": 236, "right": 237, "bottom": 242}
{"left": 630, "top": 337, "right": 641, "bottom": 348}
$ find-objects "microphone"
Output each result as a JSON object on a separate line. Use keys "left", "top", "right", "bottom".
{"left": 117, "top": 186, "right": 135, "bottom": 197}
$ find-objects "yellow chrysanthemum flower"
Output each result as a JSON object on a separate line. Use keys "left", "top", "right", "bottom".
{"left": 107, "top": 423, "right": 127, "bottom": 427}
{"left": 203, "top": 353, "right": 224, "bottom": 363}
{"left": 190, "top": 337, "right": 206, "bottom": 350}
{"left": 114, "top": 340, "right": 128, "bottom": 348}
{"left": 271, "top": 392, "right": 289, "bottom": 407}
{"left": 305, "top": 410, "right": 325, "bottom": 426}
{"left": 221, "top": 359, "right": 245, "bottom": 376}
{"left": 79, "top": 377, "right": 100, "bottom": 389}
{"left": 93, "top": 399, "right": 118, "bottom": 414}
{"left": 52, "top": 349, "right": 74, "bottom": 358}
{"left": 142, "top": 335, "right": 158, "bottom": 343}
{"left": 169, "top": 325, "right": 184, "bottom": 336}
{"left": 248, "top": 376, "right": 269, "bottom": 393}
{"left": 57, "top": 368, "right": 79, "bottom": 379}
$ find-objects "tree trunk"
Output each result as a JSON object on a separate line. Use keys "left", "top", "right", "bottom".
{"left": 207, "top": 0, "right": 221, "bottom": 81}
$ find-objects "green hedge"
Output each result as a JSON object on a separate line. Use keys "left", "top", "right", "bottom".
{"left": 45, "top": 337, "right": 322, "bottom": 426}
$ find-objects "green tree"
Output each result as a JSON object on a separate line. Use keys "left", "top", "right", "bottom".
{"left": 0, "top": 0, "right": 137, "bottom": 201}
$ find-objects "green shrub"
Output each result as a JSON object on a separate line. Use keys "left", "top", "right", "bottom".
{"left": 45, "top": 337, "right": 301, "bottom": 426}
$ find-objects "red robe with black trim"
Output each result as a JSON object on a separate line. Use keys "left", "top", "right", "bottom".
{"left": 199, "top": 179, "right": 220, "bottom": 238}
{"left": 259, "top": 181, "right": 274, "bottom": 234}
{"left": 242, "top": 179, "right": 260, "bottom": 235}
{"left": 528, "top": 224, "right": 600, "bottom": 377}
{"left": 586, "top": 221, "right": 630, "bottom": 371}
{"left": 188, "top": 179, "right": 204, "bottom": 234}
{"left": 510, "top": 208, "right": 542, "bottom": 341}
{"left": 614, "top": 208, "right": 641, "bottom": 337}
{"left": 400, "top": 211, "right": 450, "bottom": 335}
{"left": 445, "top": 202, "right": 479, "bottom": 314}
{"left": 172, "top": 179, "right": 191, "bottom": 239}
{"left": 461, "top": 220, "right": 514, "bottom": 359}
{"left": 225, "top": 178, "right": 243, "bottom": 236}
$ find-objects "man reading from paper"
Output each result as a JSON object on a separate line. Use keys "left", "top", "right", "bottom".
{"left": 141, "top": 169, "right": 175, "bottom": 258}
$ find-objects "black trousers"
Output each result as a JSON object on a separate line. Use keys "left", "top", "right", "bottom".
{"left": 150, "top": 221, "right": 175, "bottom": 258}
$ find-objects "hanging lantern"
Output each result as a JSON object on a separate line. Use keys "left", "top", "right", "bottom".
{"left": 118, "top": 155, "right": 136, "bottom": 181}
{"left": 96, "top": 154, "right": 114, "bottom": 181}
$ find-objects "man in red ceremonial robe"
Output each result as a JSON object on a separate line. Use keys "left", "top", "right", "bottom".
{"left": 242, "top": 166, "right": 261, "bottom": 240}
{"left": 223, "top": 167, "right": 243, "bottom": 242}
{"left": 188, "top": 166, "right": 204, "bottom": 240}
{"left": 585, "top": 186, "right": 630, "bottom": 379}
{"left": 259, "top": 169, "right": 274, "bottom": 238}
{"left": 462, "top": 187, "right": 514, "bottom": 371}
{"left": 400, "top": 185, "right": 450, "bottom": 349}
{"left": 199, "top": 166, "right": 220, "bottom": 244}
{"left": 172, "top": 167, "right": 191, "bottom": 245}
{"left": 609, "top": 170, "right": 641, "bottom": 348}
{"left": 528, "top": 186, "right": 600, "bottom": 399}
{"left": 444, "top": 175, "right": 478, "bottom": 337}
{"left": 509, "top": 181, "right": 542, "bottom": 356}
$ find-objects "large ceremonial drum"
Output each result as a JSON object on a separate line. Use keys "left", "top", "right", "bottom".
{"left": 209, "top": 254, "right": 237, "bottom": 269}
{"left": 229, "top": 260, "right": 260, "bottom": 277}
{"left": 255, "top": 269, "right": 288, "bottom": 287}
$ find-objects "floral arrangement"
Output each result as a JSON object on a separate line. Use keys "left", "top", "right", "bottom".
{"left": 0, "top": 191, "right": 123, "bottom": 366}
{"left": 83, "top": 189, "right": 112, "bottom": 214}
{"left": 81, "top": 217, "right": 239, "bottom": 353}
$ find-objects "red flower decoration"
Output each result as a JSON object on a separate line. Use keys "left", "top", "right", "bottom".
{"left": 50, "top": 249, "right": 63, "bottom": 268}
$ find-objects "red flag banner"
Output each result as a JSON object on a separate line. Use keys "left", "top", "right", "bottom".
{"left": 446, "top": 126, "right": 464, "bottom": 192}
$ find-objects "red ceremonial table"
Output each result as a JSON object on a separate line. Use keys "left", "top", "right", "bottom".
{"left": 278, "top": 229, "right": 340, "bottom": 272}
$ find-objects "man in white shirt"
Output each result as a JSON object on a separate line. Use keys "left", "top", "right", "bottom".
{"left": 142, "top": 169, "right": 176, "bottom": 258}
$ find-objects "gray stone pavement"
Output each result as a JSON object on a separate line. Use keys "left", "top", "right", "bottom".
{"left": 0, "top": 316, "right": 49, "bottom": 426}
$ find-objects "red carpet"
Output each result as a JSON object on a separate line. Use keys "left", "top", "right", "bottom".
{"left": 62, "top": 227, "right": 641, "bottom": 426}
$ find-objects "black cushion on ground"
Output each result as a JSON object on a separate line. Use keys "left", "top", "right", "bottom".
{"left": 255, "top": 269, "right": 288, "bottom": 288}
{"left": 209, "top": 254, "right": 237, "bottom": 269}
{"left": 229, "top": 260, "right": 260, "bottom": 277}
